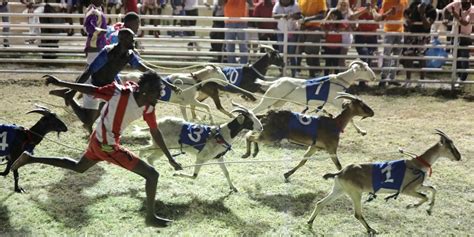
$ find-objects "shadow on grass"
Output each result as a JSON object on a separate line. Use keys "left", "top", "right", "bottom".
{"left": 248, "top": 191, "right": 327, "bottom": 217}
{"left": 29, "top": 165, "right": 107, "bottom": 229}
{"left": 0, "top": 203, "right": 32, "bottom": 235}
{"left": 149, "top": 194, "right": 272, "bottom": 235}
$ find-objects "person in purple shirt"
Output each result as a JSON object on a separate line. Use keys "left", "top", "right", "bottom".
{"left": 84, "top": 0, "right": 107, "bottom": 65}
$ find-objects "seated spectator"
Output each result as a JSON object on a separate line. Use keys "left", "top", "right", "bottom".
{"left": 253, "top": 0, "right": 278, "bottom": 52}
{"left": 321, "top": 9, "right": 346, "bottom": 76}
{"left": 443, "top": 0, "right": 473, "bottom": 87}
{"left": 1, "top": 1, "right": 9, "bottom": 47}
{"left": 273, "top": 0, "right": 302, "bottom": 75}
{"left": 105, "top": 0, "right": 122, "bottom": 24}
{"left": 402, "top": 0, "right": 436, "bottom": 84}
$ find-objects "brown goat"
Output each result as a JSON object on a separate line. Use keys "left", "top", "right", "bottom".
{"left": 307, "top": 130, "right": 462, "bottom": 235}
{"left": 243, "top": 93, "right": 374, "bottom": 180}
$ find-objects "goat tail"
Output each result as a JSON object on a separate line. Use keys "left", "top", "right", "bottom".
{"left": 323, "top": 171, "right": 341, "bottom": 180}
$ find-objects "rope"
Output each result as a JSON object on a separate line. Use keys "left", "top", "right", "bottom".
{"left": 142, "top": 60, "right": 209, "bottom": 71}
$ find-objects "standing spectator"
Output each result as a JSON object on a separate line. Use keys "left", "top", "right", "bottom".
{"left": 297, "top": 0, "right": 327, "bottom": 77}
{"left": 374, "top": 0, "right": 408, "bottom": 87}
{"left": 141, "top": 0, "right": 164, "bottom": 38}
{"left": 105, "top": 0, "right": 122, "bottom": 24}
{"left": 84, "top": 0, "right": 107, "bottom": 65}
{"left": 321, "top": 9, "right": 346, "bottom": 75}
{"left": 253, "top": 0, "right": 278, "bottom": 51}
{"left": 78, "top": 0, "right": 92, "bottom": 35}
{"left": 209, "top": 0, "right": 226, "bottom": 62}
{"left": 183, "top": 0, "right": 200, "bottom": 49}
{"left": 335, "top": 0, "right": 354, "bottom": 69}
{"left": 21, "top": 0, "right": 42, "bottom": 45}
{"left": 352, "top": 2, "right": 379, "bottom": 66}
{"left": 60, "top": 0, "right": 81, "bottom": 36}
{"left": 402, "top": 0, "right": 436, "bottom": 83}
{"left": 0, "top": 0, "right": 9, "bottom": 47}
{"left": 273, "top": 0, "right": 301, "bottom": 76}
{"left": 443, "top": 0, "right": 473, "bottom": 87}
{"left": 124, "top": 0, "right": 138, "bottom": 13}
{"left": 224, "top": 0, "right": 254, "bottom": 64}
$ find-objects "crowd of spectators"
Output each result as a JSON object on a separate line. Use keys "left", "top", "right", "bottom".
{"left": 0, "top": 0, "right": 472, "bottom": 85}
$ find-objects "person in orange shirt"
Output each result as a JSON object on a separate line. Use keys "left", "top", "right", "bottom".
{"left": 224, "top": 0, "right": 254, "bottom": 64}
{"left": 297, "top": 0, "right": 327, "bottom": 77}
{"left": 374, "top": 0, "right": 408, "bottom": 87}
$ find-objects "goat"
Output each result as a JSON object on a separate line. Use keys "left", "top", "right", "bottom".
{"left": 190, "top": 45, "right": 284, "bottom": 119}
{"left": 307, "top": 129, "right": 462, "bottom": 236}
{"left": 243, "top": 93, "right": 374, "bottom": 181}
{"left": 122, "top": 65, "right": 228, "bottom": 124}
{"left": 252, "top": 60, "right": 376, "bottom": 135}
{"left": 139, "top": 103, "right": 262, "bottom": 192}
{"left": 0, "top": 105, "right": 68, "bottom": 193}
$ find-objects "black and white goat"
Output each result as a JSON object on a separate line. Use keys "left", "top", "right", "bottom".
{"left": 252, "top": 60, "right": 376, "bottom": 135}
{"left": 307, "top": 130, "right": 461, "bottom": 235}
{"left": 140, "top": 103, "right": 262, "bottom": 192}
{"left": 243, "top": 93, "right": 374, "bottom": 180}
{"left": 0, "top": 106, "right": 68, "bottom": 193}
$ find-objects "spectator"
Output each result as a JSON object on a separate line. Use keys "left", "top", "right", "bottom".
{"left": 78, "top": 0, "right": 92, "bottom": 36}
{"left": 209, "top": 0, "right": 226, "bottom": 62}
{"left": 21, "top": 0, "right": 42, "bottom": 45}
{"left": 253, "top": 0, "right": 278, "bottom": 52}
{"left": 297, "top": 0, "right": 327, "bottom": 77}
{"left": 59, "top": 0, "right": 80, "bottom": 36}
{"left": 335, "top": 0, "right": 354, "bottom": 69}
{"left": 140, "top": 0, "right": 164, "bottom": 38}
{"left": 443, "top": 0, "right": 473, "bottom": 87}
{"left": 351, "top": 1, "right": 379, "bottom": 66}
{"left": 0, "top": 0, "right": 9, "bottom": 47}
{"left": 40, "top": 1, "right": 66, "bottom": 59}
{"left": 224, "top": 0, "right": 254, "bottom": 64}
{"left": 84, "top": 0, "right": 107, "bottom": 65}
{"left": 183, "top": 0, "right": 200, "bottom": 50}
{"left": 402, "top": 0, "right": 436, "bottom": 83}
{"left": 106, "top": 12, "right": 140, "bottom": 45}
{"left": 124, "top": 0, "right": 138, "bottom": 13}
{"left": 374, "top": 0, "right": 408, "bottom": 87}
{"left": 321, "top": 9, "right": 346, "bottom": 75}
{"left": 105, "top": 0, "right": 122, "bottom": 24}
{"left": 170, "top": 0, "right": 185, "bottom": 37}
{"left": 273, "top": 0, "right": 301, "bottom": 76}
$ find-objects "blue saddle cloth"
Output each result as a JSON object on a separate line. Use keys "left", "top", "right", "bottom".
{"left": 372, "top": 160, "right": 406, "bottom": 193}
{"left": 0, "top": 124, "right": 34, "bottom": 156}
{"left": 222, "top": 67, "right": 244, "bottom": 90}
{"left": 179, "top": 123, "right": 213, "bottom": 151}
{"left": 158, "top": 76, "right": 173, "bottom": 102}
{"left": 287, "top": 112, "right": 320, "bottom": 144}
{"left": 305, "top": 76, "right": 331, "bottom": 103}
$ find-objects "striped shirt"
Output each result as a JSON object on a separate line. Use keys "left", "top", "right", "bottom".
{"left": 84, "top": 5, "right": 107, "bottom": 52}
{"left": 93, "top": 82, "right": 158, "bottom": 145}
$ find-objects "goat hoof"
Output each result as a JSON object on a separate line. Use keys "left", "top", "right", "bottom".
{"left": 360, "top": 131, "right": 367, "bottom": 136}
{"left": 231, "top": 187, "right": 238, "bottom": 193}
{"left": 426, "top": 209, "right": 432, "bottom": 216}
{"left": 241, "top": 154, "right": 250, "bottom": 159}
{"left": 15, "top": 187, "right": 26, "bottom": 193}
{"left": 368, "top": 229, "right": 378, "bottom": 236}
{"left": 252, "top": 153, "right": 258, "bottom": 158}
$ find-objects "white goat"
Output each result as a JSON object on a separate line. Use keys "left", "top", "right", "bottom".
{"left": 139, "top": 103, "right": 263, "bottom": 192}
{"left": 307, "top": 129, "right": 462, "bottom": 235}
{"left": 252, "top": 60, "right": 376, "bottom": 135}
{"left": 122, "top": 65, "right": 228, "bottom": 124}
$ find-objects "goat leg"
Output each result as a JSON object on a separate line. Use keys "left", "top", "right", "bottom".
{"left": 348, "top": 192, "right": 377, "bottom": 235}
{"left": 350, "top": 119, "right": 367, "bottom": 136}
{"left": 217, "top": 157, "right": 238, "bottom": 193}
{"left": 405, "top": 191, "right": 429, "bottom": 209}
{"left": 284, "top": 146, "right": 318, "bottom": 181}
{"left": 0, "top": 160, "right": 11, "bottom": 176}
{"left": 13, "top": 170, "right": 26, "bottom": 193}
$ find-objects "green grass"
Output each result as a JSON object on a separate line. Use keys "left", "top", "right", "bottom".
{"left": 0, "top": 80, "right": 473, "bottom": 235}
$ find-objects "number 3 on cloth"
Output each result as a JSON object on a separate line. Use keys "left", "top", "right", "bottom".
{"left": 0, "top": 131, "right": 8, "bottom": 151}
{"left": 188, "top": 126, "right": 204, "bottom": 143}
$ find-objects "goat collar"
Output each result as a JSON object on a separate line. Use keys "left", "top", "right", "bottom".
{"left": 415, "top": 156, "right": 432, "bottom": 177}
{"left": 249, "top": 64, "right": 267, "bottom": 79}
{"left": 213, "top": 127, "right": 232, "bottom": 153}
{"left": 21, "top": 128, "right": 36, "bottom": 153}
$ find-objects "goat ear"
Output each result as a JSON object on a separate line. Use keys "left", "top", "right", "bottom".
{"left": 236, "top": 114, "right": 245, "bottom": 124}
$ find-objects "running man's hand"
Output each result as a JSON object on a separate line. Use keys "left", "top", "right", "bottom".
{"left": 169, "top": 159, "right": 183, "bottom": 171}
{"left": 43, "top": 75, "right": 60, "bottom": 86}
{"left": 172, "top": 85, "right": 183, "bottom": 95}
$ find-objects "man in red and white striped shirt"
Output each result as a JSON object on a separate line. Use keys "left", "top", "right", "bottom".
{"left": 12, "top": 71, "right": 182, "bottom": 227}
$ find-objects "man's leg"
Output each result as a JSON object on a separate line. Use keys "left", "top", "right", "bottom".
{"left": 237, "top": 23, "right": 248, "bottom": 64}
{"left": 12, "top": 152, "right": 97, "bottom": 173}
{"left": 130, "top": 159, "right": 172, "bottom": 226}
{"left": 225, "top": 23, "right": 236, "bottom": 64}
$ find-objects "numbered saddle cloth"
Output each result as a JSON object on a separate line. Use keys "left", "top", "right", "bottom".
{"left": 179, "top": 123, "right": 213, "bottom": 152}
{"left": 305, "top": 76, "right": 331, "bottom": 103}
{"left": 222, "top": 67, "right": 244, "bottom": 90}
{"left": 372, "top": 160, "right": 406, "bottom": 193}
{"left": 0, "top": 124, "right": 18, "bottom": 156}
{"left": 288, "top": 112, "right": 320, "bottom": 144}
{"left": 158, "top": 76, "right": 173, "bottom": 102}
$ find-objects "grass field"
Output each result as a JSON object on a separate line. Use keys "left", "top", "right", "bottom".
{"left": 0, "top": 74, "right": 473, "bottom": 236}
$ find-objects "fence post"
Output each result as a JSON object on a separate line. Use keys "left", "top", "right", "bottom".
{"left": 450, "top": 22, "right": 459, "bottom": 90}
{"left": 282, "top": 19, "right": 288, "bottom": 77}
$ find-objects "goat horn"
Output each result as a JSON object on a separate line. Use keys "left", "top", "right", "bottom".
{"left": 26, "top": 109, "right": 52, "bottom": 116}
{"left": 230, "top": 101, "right": 250, "bottom": 113}
{"left": 335, "top": 92, "right": 359, "bottom": 101}
{"left": 434, "top": 129, "right": 452, "bottom": 141}
{"left": 259, "top": 44, "right": 275, "bottom": 52}
{"left": 33, "top": 103, "right": 52, "bottom": 112}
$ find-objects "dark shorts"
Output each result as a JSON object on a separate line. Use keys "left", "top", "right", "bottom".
{"left": 85, "top": 133, "right": 139, "bottom": 170}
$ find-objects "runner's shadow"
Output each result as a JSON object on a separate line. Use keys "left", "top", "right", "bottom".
{"left": 248, "top": 191, "right": 326, "bottom": 216}
{"left": 0, "top": 203, "right": 32, "bottom": 235}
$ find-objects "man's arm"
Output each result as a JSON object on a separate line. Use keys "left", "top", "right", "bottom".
{"left": 44, "top": 75, "right": 98, "bottom": 95}
{"left": 149, "top": 127, "right": 182, "bottom": 170}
